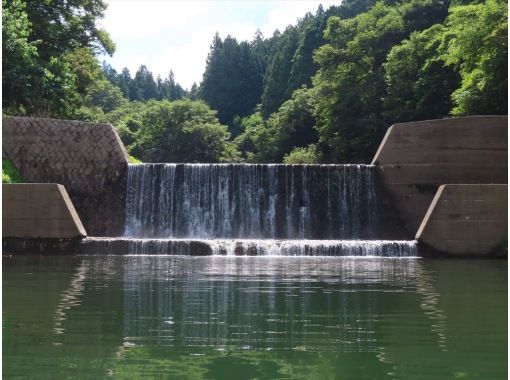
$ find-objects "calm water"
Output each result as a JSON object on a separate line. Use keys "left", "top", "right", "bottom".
{"left": 3, "top": 255, "right": 507, "bottom": 379}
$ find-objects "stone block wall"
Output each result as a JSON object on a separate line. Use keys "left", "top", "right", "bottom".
{"left": 372, "top": 115, "right": 507, "bottom": 237}
{"left": 3, "top": 116, "right": 129, "bottom": 236}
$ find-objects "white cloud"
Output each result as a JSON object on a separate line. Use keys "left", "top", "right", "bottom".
{"left": 100, "top": 1, "right": 342, "bottom": 89}
{"left": 260, "top": 1, "right": 339, "bottom": 36}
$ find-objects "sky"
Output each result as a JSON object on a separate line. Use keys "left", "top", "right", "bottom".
{"left": 99, "top": 0, "right": 341, "bottom": 90}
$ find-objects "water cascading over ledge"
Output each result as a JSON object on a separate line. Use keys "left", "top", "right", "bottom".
{"left": 80, "top": 163, "right": 418, "bottom": 257}
{"left": 124, "top": 163, "right": 378, "bottom": 239}
{"left": 81, "top": 237, "right": 417, "bottom": 257}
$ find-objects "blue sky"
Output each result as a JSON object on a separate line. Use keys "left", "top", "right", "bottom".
{"left": 99, "top": 1, "right": 341, "bottom": 89}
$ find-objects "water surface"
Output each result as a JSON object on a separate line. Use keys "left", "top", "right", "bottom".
{"left": 3, "top": 256, "right": 507, "bottom": 379}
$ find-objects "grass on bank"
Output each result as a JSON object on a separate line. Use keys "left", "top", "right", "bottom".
{"left": 128, "top": 155, "right": 142, "bottom": 164}
{"left": 2, "top": 159, "right": 24, "bottom": 183}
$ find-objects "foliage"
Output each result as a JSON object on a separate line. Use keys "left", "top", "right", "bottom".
{"left": 311, "top": 0, "right": 450, "bottom": 162}
{"left": 22, "top": 0, "right": 114, "bottom": 59}
{"left": 2, "top": 0, "right": 507, "bottom": 164}
{"left": 438, "top": 0, "right": 507, "bottom": 115}
{"left": 2, "top": 0, "right": 38, "bottom": 114}
{"left": 2, "top": 159, "right": 24, "bottom": 183}
{"left": 283, "top": 144, "right": 321, "bottom": 164}
{"left": 128, "top": 155, "right": 142, "bottom": 164}
{"left": 233, "top": 112, "right": 275, "bottom": 162}
{"left": 266, "top": 86, "right": 317, "bottom": 157}
{"left": 85, "top": 79, "right": 127, "bottom": 113}
{"left": 260, "top": 26, "right": 300, "bottom": 118}
{"left": 233, "top": 87, "right": 316, "bottom": 163}
{"left": 199, "top": 34, "right": 263, "bottom": 126}
{"left": 127, "top": 100, "right": 230, "bottom": 163}
{"left": 103, "top": 63, "right": 188, "bottom": 102}
{"left": 2, "top": 0, "right": 114, "bottom": 117}
{"left": 260, "top": 1, "right": 377, "bottom": 118}
{"left": 384, "top": 24, "right": 460, "bottom": 123}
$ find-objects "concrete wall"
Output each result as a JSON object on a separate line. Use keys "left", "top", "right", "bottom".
{"left": 416, "top": 185, "right": 507, "bottom": 255}
{"left": 3, "top": 184, "right": 86, "bottom": 238}
{"left": 372, "top": 116, "right": 507, "bottom": 236}
{"left": 3, "top": 116, "right": 129, "bottom": 236}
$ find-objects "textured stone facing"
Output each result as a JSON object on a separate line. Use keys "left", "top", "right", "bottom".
{"left": 3, "top": 183, "right": 86, "bottom": 238}
{"left": 372, "top": 116, "right": 508, "bottom": 236}
{"left": 416, "top": 184, "right": 508, "bottom": 255}
{"left": 3, "top": 116, "right": 129, "bottom": 235}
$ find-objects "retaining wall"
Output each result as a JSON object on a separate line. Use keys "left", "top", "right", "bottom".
{"left": 3, "top": 116, "right": 129, "bottom": 236}
{"left": 3, "top": 183, "right": 86, "bottom": 238}
{"left": 372, "top": 116, "right": 507, "bottom": 236}
{"left": 416, "top": 185, "right": 507, "bottom": 256}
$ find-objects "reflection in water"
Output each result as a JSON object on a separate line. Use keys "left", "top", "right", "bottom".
{"left": 53, "top": 260, "right": 89, "bottom": 336}
{"left": 122, "top": 257, "right": 421, "bottom": 352}
{"left": 3, "top": 256, "right": 506, "bottom": 379}
{"left": 415, "top": 264, "right": 448, "bottom": 352}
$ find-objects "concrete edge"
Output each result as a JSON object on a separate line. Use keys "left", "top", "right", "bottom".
{"left": 55, "top": 184, "right": 88, "bottom": 237}
{"left": 389, "top": 115, "right": 508, "bottom": 133}
{"left": 371, "top": 115, "right": 508, "bottom": 165}
{"left": 371, "top": 125, "right": 394, "bottom": 165}
{"left": 106, "top": 123, "right": 130, "bottom": 164}
{"left": 3, "top": 183, "right": 88, "bottom": 239}
{"left": 415, "top": 184, "right": 446, "bottom": 240}
{"left": 415, "top": 184, "right": 508, "bottom": 255}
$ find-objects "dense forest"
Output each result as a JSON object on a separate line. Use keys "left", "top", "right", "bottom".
{"left": 3, "top": 0, "right": 507, "bottom": 163}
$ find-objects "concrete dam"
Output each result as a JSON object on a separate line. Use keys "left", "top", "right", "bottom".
{"left": 2, "top": 115, "right": 507, "bottom": 257}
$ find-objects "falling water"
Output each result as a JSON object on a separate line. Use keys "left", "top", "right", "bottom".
{"left": 124, "top": 164, "right": 378, "bottom": 239}
{"left": 81, "top": 163, "right": 417, "bottom": 257}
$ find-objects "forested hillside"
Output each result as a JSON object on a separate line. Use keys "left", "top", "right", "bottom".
{"left": 3, "top": 0, "right": 507, "bottom": 163}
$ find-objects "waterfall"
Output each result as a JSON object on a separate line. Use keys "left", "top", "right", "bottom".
{"left": 124, "top": 164, "right": 378, "bottom": 239}
{"left": 80, "top": 163, "right": 418, "bottom": 257}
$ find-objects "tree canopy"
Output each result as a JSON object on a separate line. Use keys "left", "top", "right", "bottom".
{"left": 3, "top": 0, "right": 507, "bottom": 163}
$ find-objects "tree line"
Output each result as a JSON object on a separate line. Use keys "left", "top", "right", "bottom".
{"left": 3, "top": 0, "right": 507, "bottom": 164}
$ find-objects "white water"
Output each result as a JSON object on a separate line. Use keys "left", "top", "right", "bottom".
{"left": 81, "top": 163, "right": 418, "bottom": 257}
{"left": 81, "top": 238, "right": 418, "bottom": 257}
{"left": 124, "top": 164, "right": 378, "bottom": 239}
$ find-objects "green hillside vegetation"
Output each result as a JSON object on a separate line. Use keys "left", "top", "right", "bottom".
{"left": 2, "top": 159, "right": 24, "bottom": 183}
{"left": 3, "top": 0, "right": 507, "bottom": 163}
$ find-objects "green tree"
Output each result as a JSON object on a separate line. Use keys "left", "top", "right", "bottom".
{"left": 233, "top": 112, "right": 275, "bottom": 162}
{"left": 283, "top": 144, "right": 321, "bottom": 164}
{"left": 439, "top": 0, "right": 507, "bottom": 115}
{"left": 266, "top": 86, "right": 317, "bottom": 159}
{"left": 85, "top": 79, "right": 127, "bottom": 113}
{"left": 130, "top": 100, "right": 230, "bottom": 163}
{"left": 189, "top": 82, "right": 199, "bottom": 100}
{"left": 312, "top": 0, "right": 449, "bottom": 163}
{"left": 64, "top": 47, "right": 103, "bottom": 95}
{"left": 260, "top": 26, "right": 299, "bottom": 118}
{"left": 2, "top": 0, "right": 114, "bottom": 117}
{"left": 200, "top": 34, "right": 263, "bottom": 126}
{"left": 131, "top": 65, "right": 158, "bottom": 101}
{"left": 23, "top": 0, "right": 114, "bottom": 59}
{"left": 384, "top": 24, "right": 460, "bottom": 123}
{"left": 118, "top": 67, "right": 133, "bottom": 99}
{"left": 2, "top": 0, "right": 38, "bottom": 113}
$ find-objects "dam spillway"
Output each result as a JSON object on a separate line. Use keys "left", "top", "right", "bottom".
{"left": 84, "top": 163, "right": 416, "bottom": 257}
{"left": 124, "top": 163, "right": 378, "bottom": 239}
